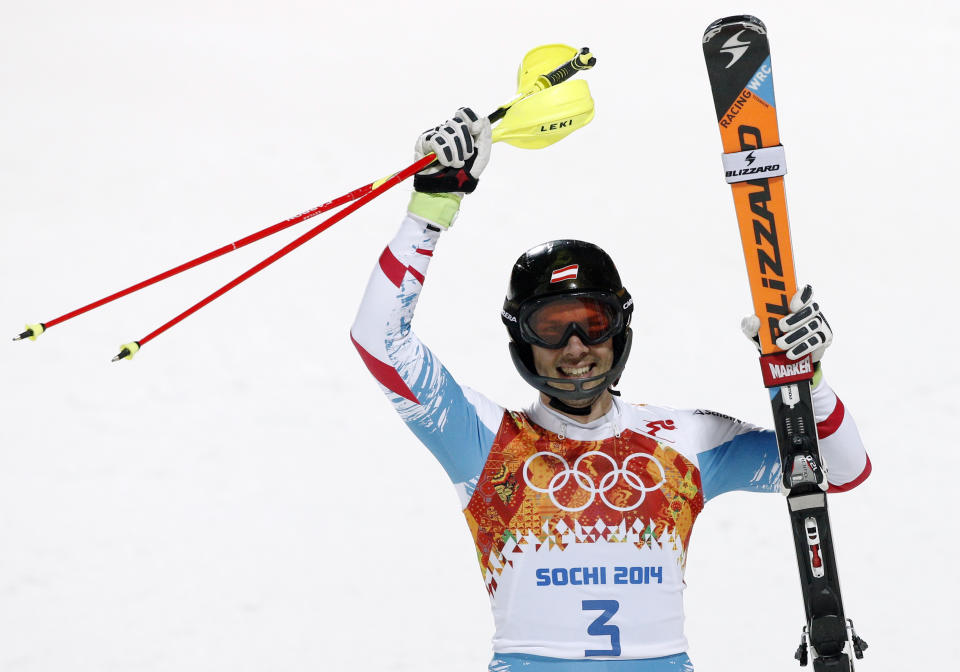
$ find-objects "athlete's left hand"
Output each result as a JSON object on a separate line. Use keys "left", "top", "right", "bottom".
{"left": 740, "top": 284, "right": 834, "bottom": 361}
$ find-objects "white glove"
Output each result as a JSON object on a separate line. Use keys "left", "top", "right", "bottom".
{"left": 413, "top": 107, "right": 491, "bottom": 193}
{"left": 740, "top": 284, "right": 834, "bottom": 362}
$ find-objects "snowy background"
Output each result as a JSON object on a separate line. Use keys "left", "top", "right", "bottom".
{"left": 2, "top": 2, "right": 957, "bottom": 670}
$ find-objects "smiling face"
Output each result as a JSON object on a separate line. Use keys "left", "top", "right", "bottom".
{"left": 502, "top": 241, "right": 634, "bottom": 424}
{"left": 530, "top": 334, "right": 615, "bottom": 419}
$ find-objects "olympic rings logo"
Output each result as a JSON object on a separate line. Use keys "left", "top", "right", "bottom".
{"left": 522, "top": 450, "right": 667, "bottom": 513}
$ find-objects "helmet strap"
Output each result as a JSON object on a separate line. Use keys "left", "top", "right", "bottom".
{"left": 548, "top": 394, "right": 597, "bottom": 416}
{"left": 547, "top": 384, "right": 619, "bottom": 417}
{"left": 508, "top": 330, "right": 633, "bottom": 419}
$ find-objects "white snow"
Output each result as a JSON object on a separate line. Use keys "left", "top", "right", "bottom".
{"left": 2, "top": 2, "right": 957, "bottom": 671}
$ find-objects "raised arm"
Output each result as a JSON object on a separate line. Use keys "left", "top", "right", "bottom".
{"left": 350, "top": 109, "right": 503, "bottom": 502}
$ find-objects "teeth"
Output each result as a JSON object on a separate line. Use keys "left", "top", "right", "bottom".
{"left": 560, "top": 365, "right": 591, "bottom": 377}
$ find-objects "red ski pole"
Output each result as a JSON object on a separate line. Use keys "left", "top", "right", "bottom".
{"left": 13, "top": 179, "right": 378, "bottom": 342}
{"left": 19, "top": 44, "right": 597, "bottom": 358}
{"left": 111, "top": 155, "right": 436, "bottom": 361}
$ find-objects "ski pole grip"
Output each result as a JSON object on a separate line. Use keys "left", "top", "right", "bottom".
{"left": 541, "top": 47, "right": 596, "bottom": 87}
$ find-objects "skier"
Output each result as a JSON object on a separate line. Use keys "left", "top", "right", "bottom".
{"left": 350, "top": 109, "right": 870, "bottom": 671}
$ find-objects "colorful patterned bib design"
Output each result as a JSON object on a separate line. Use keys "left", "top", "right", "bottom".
{"left": 465, "top": 411, "right": 704, "bottom": 596}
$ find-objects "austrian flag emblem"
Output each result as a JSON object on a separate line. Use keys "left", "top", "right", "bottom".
{"left": 550, "top": 264, "right": 579, "bottom": 283}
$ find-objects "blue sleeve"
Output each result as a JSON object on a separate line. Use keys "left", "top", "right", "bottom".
{"left": 698, "top": 427, "right": 782, "bottom": 502}
{"left": 396, "top": 346, "right": 500, "bottom": 485}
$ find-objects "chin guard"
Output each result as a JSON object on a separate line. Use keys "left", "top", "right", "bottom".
{"left": 548, "top": 394, "right": 599, "bottom": 416}
{"left": 508, "top": 329, "right": 632, "bottom": 408}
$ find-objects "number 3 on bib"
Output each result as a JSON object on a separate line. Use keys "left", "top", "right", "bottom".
{"left": 582, "top": 600, "right": 621, "bottom": 656}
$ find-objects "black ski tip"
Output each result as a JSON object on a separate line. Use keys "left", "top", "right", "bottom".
{"left": 702, "top": 13, "right": 774, "bottom": 121}
{"left": 111, "top": 347, "right": 131, "bottom": 362}
{"left": 13, "top": 329, "right": 33, "bottom": 341}
{"left": 704, "top": 15, "right": 767, "bottom": 40}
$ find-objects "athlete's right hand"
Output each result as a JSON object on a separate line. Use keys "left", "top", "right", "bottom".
{"left": 413, "top": 107, "right": 491, "bottom": 194}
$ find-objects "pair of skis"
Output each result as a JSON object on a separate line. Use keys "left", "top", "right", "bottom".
{"left": 702, "top": 16, "right": 867, "bottom": 671}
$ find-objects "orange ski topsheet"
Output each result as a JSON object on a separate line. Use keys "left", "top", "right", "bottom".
{"left": 717, "top": 87, "right": 797, "bottom": 354}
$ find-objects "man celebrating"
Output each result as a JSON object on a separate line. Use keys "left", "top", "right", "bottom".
{"left": 350, "top": 109, "right": 870, "bottom": 671}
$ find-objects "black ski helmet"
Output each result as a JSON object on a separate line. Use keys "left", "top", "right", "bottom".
{"left": 501, "top": 240, "right": 633, "bottom": 412}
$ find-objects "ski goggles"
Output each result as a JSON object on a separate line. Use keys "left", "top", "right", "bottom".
{"left": 518, "top": 294, "right": 624, "bottom": 348}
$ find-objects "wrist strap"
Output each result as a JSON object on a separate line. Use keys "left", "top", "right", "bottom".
{"left": 407, "top": 191, "right": 462, "bottom": 229}
{"left": 812, "top": 361, "right": 824, "bottom": 388}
